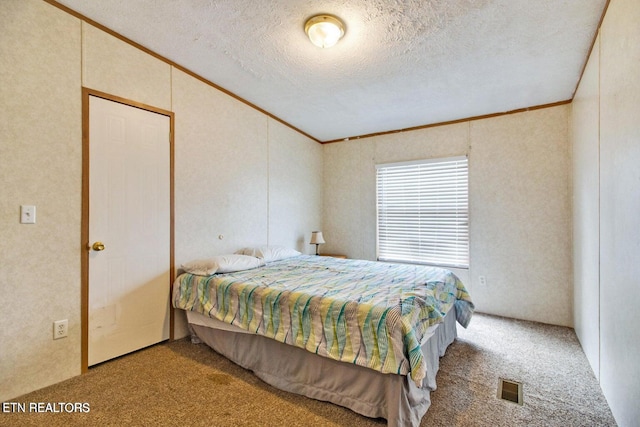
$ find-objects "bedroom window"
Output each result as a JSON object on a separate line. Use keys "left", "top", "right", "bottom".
{"left": 376, "top": 156, "right": 469, "bottom": 269}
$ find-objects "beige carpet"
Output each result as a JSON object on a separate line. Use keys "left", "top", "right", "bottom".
{"left": 1, "top": 313, "right": 617, "bottom": 426}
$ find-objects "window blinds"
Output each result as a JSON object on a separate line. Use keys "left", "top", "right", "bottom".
{"left": 376, "top": 156, "right": 469, "bottom": 268}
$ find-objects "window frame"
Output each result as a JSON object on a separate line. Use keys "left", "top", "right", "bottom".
{"left": 375, "top": 155, "right": 469, "bottom": 269}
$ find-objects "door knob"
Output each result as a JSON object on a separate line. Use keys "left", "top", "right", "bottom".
{"left": 91, "top": 241, "right": 105, "bottom": 251}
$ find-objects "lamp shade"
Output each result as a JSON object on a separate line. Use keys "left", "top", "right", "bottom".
{"left": 309, "top": 231, "right": 325, "bottom": 245}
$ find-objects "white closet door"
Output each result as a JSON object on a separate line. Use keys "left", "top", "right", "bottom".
{"left": 88, "top": 96, "right": 170, "bottom": 366}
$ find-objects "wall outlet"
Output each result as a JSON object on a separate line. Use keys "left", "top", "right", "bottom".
{"left": 53, "top": 319, "right": 68, "bottom": 340}
{"left": 478, "top": 275, "right": 487, "bottom": 286}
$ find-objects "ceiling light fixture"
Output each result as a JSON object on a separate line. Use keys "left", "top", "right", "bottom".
{"left": 304, "top": 14, "right": 345, "bottom": 48}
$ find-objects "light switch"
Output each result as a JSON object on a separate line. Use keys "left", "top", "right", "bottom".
{"left": 20, "top": 205, "right": 36, "bottom": 224}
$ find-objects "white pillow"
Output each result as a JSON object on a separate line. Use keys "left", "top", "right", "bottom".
{"left": 181, "top": 259, "right": 218, "bottom": 276}
{"left": 214, "top": 254, "right": 265, "bottom": 273}
{"left": 235, "top": 245, "right": 301, "bottom": 263}
{"left": 181, "top": 254, "right": 265, "bottom": 276}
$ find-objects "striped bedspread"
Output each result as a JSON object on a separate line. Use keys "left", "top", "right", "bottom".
{"left": 173, "top": 255, "right": 474, "bottom": 386}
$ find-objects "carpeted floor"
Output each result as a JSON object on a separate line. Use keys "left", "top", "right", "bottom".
{"left": 1, "top": 313, "right": 617, "bottom": 426}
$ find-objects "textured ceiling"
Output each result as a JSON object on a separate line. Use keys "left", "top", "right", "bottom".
{"left": 55, "top": 0, "right": 607, "bottom": 142}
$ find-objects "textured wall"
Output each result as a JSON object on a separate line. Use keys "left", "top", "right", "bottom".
{"left": 323, "top": 123, "right": 469, "bottom": 260}
{"left": 322, "top": 138, "right": 371, "bottom": 259}
{"left": 571, "top": 34, "right": 601, "bottom": 380}
{"left": 571, "top": 1, "right": 640, "bottom": 424}
{"left": 0, "top": 1, "right": 82, "bottom": 402}
{"left": 172, "top": 68, "right": 269, "bottom": 262}
{"left": 267, "top": 120, "right": 323, "bottom": 253}
{"left": 323, "top": 106, "right": 572, "bottom": 326}
{"left": 82, "top": 23, "right": 171, "bottom": 110}
{"left": 598, "top": 0, "right": 640, "bottom": 424}
{"left": 469, "top": 107, "right": 572, "bottom": 327}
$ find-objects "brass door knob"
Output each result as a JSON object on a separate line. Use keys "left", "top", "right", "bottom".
{"left": 91, "top": 241, "right": 105, "bottom": 251}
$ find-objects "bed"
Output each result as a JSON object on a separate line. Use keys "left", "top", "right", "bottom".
{"left": 173, "top": 250, "right": 474, "bottom": 427}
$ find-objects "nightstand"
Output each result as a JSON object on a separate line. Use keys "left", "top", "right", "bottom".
{"left": 319, "top": 254, "right": 347, "bottom": 259}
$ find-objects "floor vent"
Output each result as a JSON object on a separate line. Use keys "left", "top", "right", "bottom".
{"left": 498, "top": 378, "right": 523, "bottom": 405}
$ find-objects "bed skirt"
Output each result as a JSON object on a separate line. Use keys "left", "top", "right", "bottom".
{"left": 188, "top": 306, "right": 458, "bottom": 427}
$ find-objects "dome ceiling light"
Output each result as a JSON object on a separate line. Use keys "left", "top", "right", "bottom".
{"left": 304, "top": 14, "right": 345, "bottom": 48}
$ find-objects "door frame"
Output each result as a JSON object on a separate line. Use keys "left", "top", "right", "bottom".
{"left": 81, "top": 88, "right": 175, "bottom": 373}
